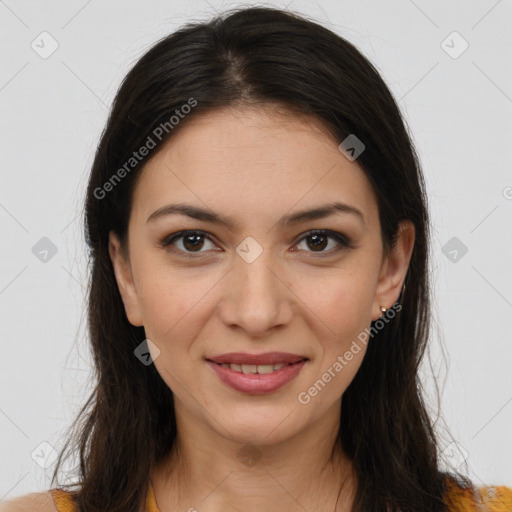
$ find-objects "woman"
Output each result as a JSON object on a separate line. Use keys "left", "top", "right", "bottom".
{"left": 3, "top": 6, "right": 511, "bottom": 512}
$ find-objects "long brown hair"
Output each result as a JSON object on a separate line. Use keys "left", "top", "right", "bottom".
{"left": 51, "top": 6, "right": 472, "bottom": 511}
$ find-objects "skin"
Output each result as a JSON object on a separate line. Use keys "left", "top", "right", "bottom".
{"left": 109, "top": 104, "right": 415, "bottom": 512}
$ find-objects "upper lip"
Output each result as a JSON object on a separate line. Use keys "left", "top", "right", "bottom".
{"left": 206, "top": 352, "right": 308, "bottom": 365}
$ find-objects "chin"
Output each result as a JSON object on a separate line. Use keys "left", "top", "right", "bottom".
{"left": 212, "top": 407, "right": 301, "bottom": 444}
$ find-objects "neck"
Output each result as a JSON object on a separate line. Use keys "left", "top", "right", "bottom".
{"left": 150, "top": 399, "right": 357, "bottom": 512}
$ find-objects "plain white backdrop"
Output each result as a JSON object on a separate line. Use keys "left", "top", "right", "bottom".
{"left": 1, "top": 0, "right": 511, "bottom": 499}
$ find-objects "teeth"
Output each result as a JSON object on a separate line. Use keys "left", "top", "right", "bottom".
{"left": 219, "top": 362, "right": 291, "bottom": 374}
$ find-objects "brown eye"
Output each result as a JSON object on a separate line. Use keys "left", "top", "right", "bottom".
{"left": 181, "top": 233, "right": 206, "bottom": 252}
{"left": 294, "top": 230, "right": 352, "bottom": 254}
{"left": 161, "top": 231, "right": 216, "bottom": 254}
{"left": 304, "top": 233, "right": 329, "bottom": 251}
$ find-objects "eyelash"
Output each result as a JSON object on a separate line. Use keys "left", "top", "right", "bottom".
{"left": 159, "top": 229, "right": 355, "bottom": 258}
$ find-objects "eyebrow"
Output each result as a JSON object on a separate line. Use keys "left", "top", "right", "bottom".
{"left": 146, "top": 201, "right": 365, "bottom": 228}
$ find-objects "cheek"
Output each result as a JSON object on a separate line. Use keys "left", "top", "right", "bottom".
{"left": 137, "top": 280, "right": 177, "bottom": 332}
{"left": 295, "top": 269, "right": 375, "bottom": 334}
{"left": 137, "top": 273, "right": 201, "bottom": 387}
{"left": 308, "top": 288, "right": 372, "bottom": 402}
{"left": 134, "top": 261, "right": 216, "bottom": 345}
{"left": 298, "top": 271, "right": 375, "bottom": 384}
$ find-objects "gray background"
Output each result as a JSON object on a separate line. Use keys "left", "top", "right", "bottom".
{"left": 1, "top": 0, "right": 511, "bottom": 498}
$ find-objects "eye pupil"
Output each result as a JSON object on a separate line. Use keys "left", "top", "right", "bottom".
{"left": 183, "top": 234, "right": 204, "bottom": 251}
{"left": 307, "top": 234, "right": 328, "bottom": 251}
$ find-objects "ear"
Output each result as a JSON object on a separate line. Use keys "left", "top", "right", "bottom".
{"left": 371, "top": 220, "right": 415, "bottom": 321}
{"left": 108, "top": 231, "right": 144, "bottom": 327}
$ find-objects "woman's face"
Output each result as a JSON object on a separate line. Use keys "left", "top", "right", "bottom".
{"left": 109, "top": 105, "right": 413, "bottom": 446}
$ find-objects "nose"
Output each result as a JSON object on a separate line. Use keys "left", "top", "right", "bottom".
{"left": 218, "top": 247, "right": 294, "bottom": 338}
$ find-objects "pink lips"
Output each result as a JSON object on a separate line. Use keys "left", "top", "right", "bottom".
{"left": 206, "top": 352, "right": 308, "bottom": 395}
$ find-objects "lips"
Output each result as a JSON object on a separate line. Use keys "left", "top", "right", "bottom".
{"left": 206, "top": 358, "right": 308, "bottom": 394}
{"left": 206, "top": 351, "right": 308, "bottom": 366}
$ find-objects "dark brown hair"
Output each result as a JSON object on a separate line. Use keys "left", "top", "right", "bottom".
{"left": 51, "top": 6, "right": 472, "bottom": 511}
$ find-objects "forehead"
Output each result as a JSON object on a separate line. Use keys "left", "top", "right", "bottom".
{"left": 148, "top": 104, "right": 341, "bottom": 170}
{"left": 131, "top": 105, "right": 379, "bottom": 230}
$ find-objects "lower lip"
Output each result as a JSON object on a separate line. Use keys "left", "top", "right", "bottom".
{"left": 206, "top": 360, "right": 308, "bottom": 395}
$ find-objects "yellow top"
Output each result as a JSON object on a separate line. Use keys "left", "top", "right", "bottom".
{"left": 443, "top": 478, "right": 512, "bottom": 512}
{"left": 49, "top": 483, "right": 160, "bottom": 512}
{"left": 49, "top": 478, "right": 512, "bottom": 511}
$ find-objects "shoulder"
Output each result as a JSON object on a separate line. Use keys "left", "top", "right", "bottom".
{"left": 443, "top": 477, "right": 512, "bottom": 511}
{"left": 0, "top": 491, "right": 57, "bottom": 512}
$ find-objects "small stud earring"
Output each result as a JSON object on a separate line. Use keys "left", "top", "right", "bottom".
{"left": 378, "top": 283, "right": 406, "bottom": 316}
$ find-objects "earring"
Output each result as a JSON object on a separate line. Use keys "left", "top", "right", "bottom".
{"left": 379, "top": 283, "right": 406, "bottom": 316}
